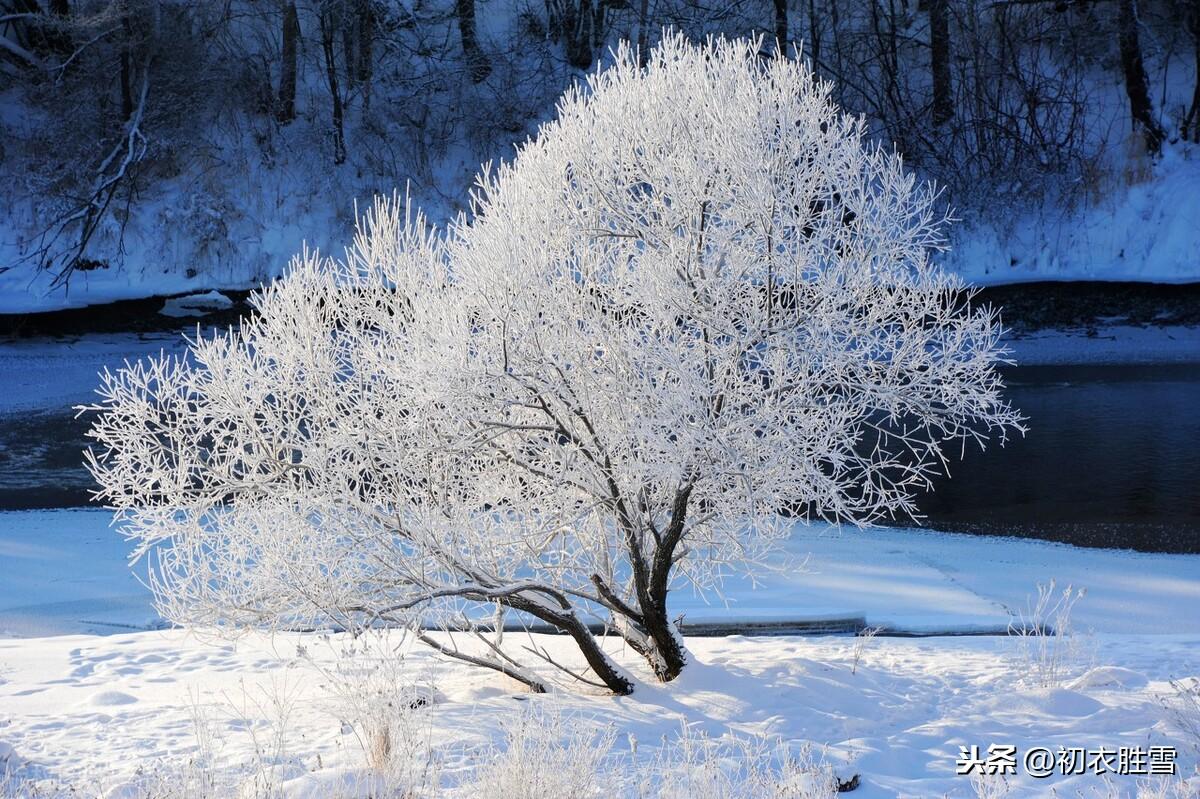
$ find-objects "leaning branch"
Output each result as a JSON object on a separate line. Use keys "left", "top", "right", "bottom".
{"left": 415, "top": 631, "right": 548, "bottom": 693}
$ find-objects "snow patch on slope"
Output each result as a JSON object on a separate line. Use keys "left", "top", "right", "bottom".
{"left": 946, "top": 144, "right": 1200, "bottom": 285}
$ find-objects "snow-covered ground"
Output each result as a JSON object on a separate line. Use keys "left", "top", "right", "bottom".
{"left": 1, "top": 511, "right": 1198, "bottom": 795}
{"left": 1004, "top": 325, "right": 1200, "bottom": 366}
{"left": 0, "top": 333, "right": 187, "bottom": 415}
{"left": 3, "top": 510, "right": 1199, "bottom": 640}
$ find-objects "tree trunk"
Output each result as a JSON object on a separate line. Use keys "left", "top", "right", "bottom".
{"left": 510, "top": 592, "right": 635, "bottom": 695}
{"left": 807, "top": 0, "right": 821, "bottom": 77}
{"left": 550, "top": 0, "right": 597, "bottom": 70}
{"left": 1118, "top": 0, "right": 1165, "bottom": 154}
{"left": 640, "top": 485, "right": 693, "bottom": 681}
{"left": 341, "top": 7, "right": 355, "bottom": 89}
{"left": 570, "top": 2, "right": 593, "bottom": 69}
{"left": 1183, "top": 0, "right": 1200, "bottom": 143}
{"left": 555, "top": 612, "right": 635, "bottom": 695}
{"left": 930, "top": 0, "right": 952, "bottom": 127}
{"left": 419, "top": 597, "right": 634, "bottom": 696}
{"left": 455, "top": 0, "right": 491, "bottom": 83}
{"left": 606, "top": 484, "right": 692, "bottom": 683}
{"left": 636, "top": 0, "right": 649, "bottom": 66}
{"left": 119, "top": 12, "right": 133, "bottom": 120}
{"left": 277, "top": 1, "right": 299, "bottom": 124}
{"left": 319, "top": 9, "right": 346, "bottom": 165}
{"left": 774, "top": 0, "right": 788, "bottom": 50}
{"left": 356, "top": 0, "right": 373, "bottom": 107}
{"left": 638, "top": 589, "right": 688, "bottom": 681}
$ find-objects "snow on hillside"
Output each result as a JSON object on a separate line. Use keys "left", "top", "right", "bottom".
{"left": 945, "top": 144, "right": 1200, "bottom": 286}
{"left": 3, "top": 141, "right": 1197, "bottom": 315}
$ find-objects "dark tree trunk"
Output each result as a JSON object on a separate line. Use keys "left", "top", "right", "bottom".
{"left": 277, "top": 1, "right": 299, "bottom": 124}
{"left": 636, "top": 0, "right": 649, "bottom": 66}
{"left": 807, "top": 0, "right": 821, "bottom": 76}
{"left": 870, "top": 0, "right": 904, "bottom": 133}
{"left": 119, "top": 13, "right": 134, "bottom": 121}
{"left": 319, "top": 8, "right": 346, "bottom": 165}
{"left": 509, "top": 593, "right": 635, "bottom": 695}
{"left": 418, "top": 594, "right": 634, "bottom": 695}
{"left": 120, "top": 53, "right": 133, "bottom": 119}
{"left": 455, "top": 0, "right": 492, "bottom": 83}
{"left": 930, "top": 0, "right": 952, "bottom": 126}
{"left": 355, "top": 0, "right": 373, "bottom": 88}
{"left": 774, "top": 0, "right": 788, "bottom": 49}
{"left": 638, "top": 592, "right": 688, "bottom": 681}
{"left": 641, "top": 484, "right": 693, "bottom": 681}
{"left": 555, "top": 612, "right": 635, "bottom": 695}
{"left": 341, "top": 8, "right": 355, "bottom": 88}
{"left": 1183, "top": 0, "right": 1200, "bottom": 142}
{"left": 1118, "top": 0, "right": 1165, "bottom": 153}
{"left": 605, "top": 484, "right": 692, "bottom": 683}
{"left": 549, "top": 0, "right": 598, "bottom": 70}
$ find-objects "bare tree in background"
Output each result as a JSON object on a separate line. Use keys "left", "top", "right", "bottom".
{"left": 277, "top": 1, "right": 299, "bottom": 123}
{"left": 455, "top": 0, "right": 490, "bottom": 82}
{"left": 355, "top": 0, "right": 373, "bottom": 105}
{"left": 1181, "top": 0, "right": 1200, "bottom": 142}
{"left": 930, "top": 0, "right": 952, "bottom": 128}
{"left": 0, "top": 0, "right": 1190, "bottom": 293}
{"left": 319, "top": 2, "right": 347, "bottom": 164}
{"left": 547, "top": 0, "right": 611, "bottom": 70}
{"left": 636, "top": 0, "right": 650, "bottom": 65}
{"left": 118, "top": 8, "right": 133, "bottom": 119}
{"left": 1118, "top": 0, "right": 1165, "bottom": 153}
{"left": 773, "top": 0, "right": 788, "bottom": 48}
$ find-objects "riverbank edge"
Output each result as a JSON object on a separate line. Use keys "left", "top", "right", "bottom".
{"left": 2, "top": 280, "right": 1200, "bottom": 339}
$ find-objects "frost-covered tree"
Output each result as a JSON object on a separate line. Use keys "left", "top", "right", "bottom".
{"left": 85, "top": 34, "right": 1022, "bottom": 696}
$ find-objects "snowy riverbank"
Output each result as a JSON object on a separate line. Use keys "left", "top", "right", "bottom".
{"left": 3, "top": 510, "right": 1198, "bottom": 639}
{"left": 1, "top": 323, "right": 1196, "bottom": 417}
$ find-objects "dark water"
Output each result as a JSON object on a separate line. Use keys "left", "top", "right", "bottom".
{"left": 2, "top": 363, "right": 1198, "bottom": 552}
{"left": 912, "top": 363, "right": 1200, "bottom": 553}
{"left": 0, "top": 410, "right": 94, "bottom": 509}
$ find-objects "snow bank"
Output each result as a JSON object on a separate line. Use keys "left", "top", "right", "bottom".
{"left": 1005, "top": 325, "right": 1200, "bottom": 365}
{"left": 158, "top": 291, "right": 234, "bottom": 318}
